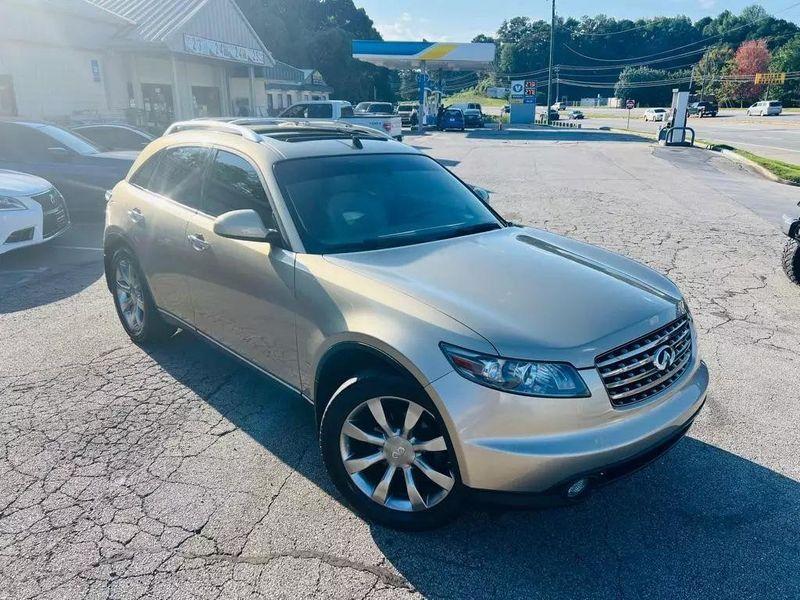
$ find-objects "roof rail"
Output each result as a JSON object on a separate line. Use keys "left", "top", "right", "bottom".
{"left": 164, "top": 120, "right": 261, "bottom": 142}
{"left": 237, "top": 118, "right": 392, "bottom": 140}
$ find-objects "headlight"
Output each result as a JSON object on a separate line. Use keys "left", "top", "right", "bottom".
{"left": 0, "top": 196, "right": 27, "bottom": 211}
{"left": 440, "top": 343, "right": 590, "bottom": 398}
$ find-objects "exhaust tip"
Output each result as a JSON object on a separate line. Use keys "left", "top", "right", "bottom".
{"left": 567, "top": 478, "right": 590, "bottom": 498}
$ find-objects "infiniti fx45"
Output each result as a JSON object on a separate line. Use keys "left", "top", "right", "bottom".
{"left": 104, "top": 121, "right": 709, "bottom": 529}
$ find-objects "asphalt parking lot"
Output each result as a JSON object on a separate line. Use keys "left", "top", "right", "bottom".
{"left": 1, "top": 129, "right": 799, "bottom": 599}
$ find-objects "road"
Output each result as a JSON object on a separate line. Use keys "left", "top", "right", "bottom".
{"left": 573, "top": 108, "right": 800, "bottom": 164}
{"left": 1, "top": 129, "right": 799, "bottom": 599}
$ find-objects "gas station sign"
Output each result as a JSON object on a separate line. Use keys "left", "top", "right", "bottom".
{"left": 524, "top": 81, "right": 536, "bottom": 104}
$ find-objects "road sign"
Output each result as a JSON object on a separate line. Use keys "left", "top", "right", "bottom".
{"left": 626, "top": 99, "right": 636, "bottom": 110}
{"left": 755, "top": 72, "right": 786, "bottom": 85}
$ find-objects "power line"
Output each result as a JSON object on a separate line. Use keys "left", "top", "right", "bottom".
{"left": 562, "top": 0, "right": 800, "bottom": 64}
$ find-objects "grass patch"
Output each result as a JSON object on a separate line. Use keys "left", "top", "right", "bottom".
{"left": 733, "top": 149, "right": 800, "bottom": 184}
{"left": 444, "top": 90, "right": 507, "bottom": 108}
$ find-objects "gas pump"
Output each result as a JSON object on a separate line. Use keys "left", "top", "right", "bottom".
{"left": 659, "top": 89, "right": 695, "bottom": 146}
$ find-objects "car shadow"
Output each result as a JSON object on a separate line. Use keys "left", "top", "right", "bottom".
{"left": 143, "top": 333, "right": 799, "bottom": 600}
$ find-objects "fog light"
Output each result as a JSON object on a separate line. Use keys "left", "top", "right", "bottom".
{"left": 567, "top": 478, "right": 589, "bottom": 498}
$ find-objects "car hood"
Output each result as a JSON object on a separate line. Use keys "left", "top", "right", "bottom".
{"left": 324, "top": 227, "right": 684, "bottom": 368}
{"left": 0, "top": 169, "right": 52, "bottom": 196}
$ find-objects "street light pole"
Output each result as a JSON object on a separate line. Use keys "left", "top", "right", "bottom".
{"left": 546, "top": 0, "right": 556, "bottom": 124}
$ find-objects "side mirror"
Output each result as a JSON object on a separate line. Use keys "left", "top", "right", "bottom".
{"left": 471, "top": 185, "right": 491, "bottom": 203}
{"left": 48, "top": 147, "right": 72, "bottom": 161}
{"left": 213, "top": 209, "right": 282, "bottom": 245}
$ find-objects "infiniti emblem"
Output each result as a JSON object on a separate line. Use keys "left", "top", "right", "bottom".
{"left": 653, "top": 345, "right": 677, "bottom": 371}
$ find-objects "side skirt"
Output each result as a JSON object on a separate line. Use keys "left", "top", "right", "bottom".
{"left": 158, "top": 308, "right": 313, "bottom": 406}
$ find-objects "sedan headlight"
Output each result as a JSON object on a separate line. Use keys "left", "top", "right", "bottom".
{"left": 0, "top": 196, "right": 27, "bottom": 211}
{"left": 440, "top": 343, "right": 590, "bottom": 398}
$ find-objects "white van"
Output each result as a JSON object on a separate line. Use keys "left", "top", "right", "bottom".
{"left": 747, "top": 100, "right": 783, "bottom": 116}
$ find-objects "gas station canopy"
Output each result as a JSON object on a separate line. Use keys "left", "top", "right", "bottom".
{"left": 352, "top": 41, "right": 495, "bottom": 71}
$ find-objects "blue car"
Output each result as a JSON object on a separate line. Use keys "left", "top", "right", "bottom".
{"left": 0, "top": 120, "right": 138, "bottom": 220}
{"left": 439, "top": 108, "right": 465, "bottom": 131}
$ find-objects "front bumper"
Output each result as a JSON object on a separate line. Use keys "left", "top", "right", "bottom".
{"left": 426, "top": 353, "right": 709, "bottom": 495}
{"left": 782, "top": 214, "right": 799, "bottom": 239}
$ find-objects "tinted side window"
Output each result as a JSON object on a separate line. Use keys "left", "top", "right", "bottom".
{"left": 281, "top": 104, "right": 307, "bottom": 118}
{"left": 340, "top": 106, "right": 354, "bottom": 118}
{"left": 148, "top": 146, "right": 211, "bottom": 209}
{"left": 307, "top": 104, "right": 333, "bottom": 118}
{"left": 204, "top": 151, "right": 276, "bottom": 227}
{"left": 130, "top": 151, "right": 163, "bottom": 189}
{"left": 0, "top": 123, "right": 52, "bottom": 161}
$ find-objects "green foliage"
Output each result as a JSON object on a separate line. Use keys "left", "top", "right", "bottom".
{"left": 235, "top": 0, "right": 396, "bottom": 102}
{"left": 614, "top": 67, "right": 691, "bottom": 106}
{"left": 735, "top": 149, "right": 800, "bottom": 183}
{"left": 695, "top": 46, "right": 735, "bottom": 101}
{"left": 769, "top": 33, "right": 800, "bottom": 104}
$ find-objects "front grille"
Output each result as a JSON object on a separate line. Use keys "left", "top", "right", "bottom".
{"left": 31, "top": 189, "right": 69, "bottom": 238}
{"left": 596, "top": 316, "right": 692, "bottom": 407}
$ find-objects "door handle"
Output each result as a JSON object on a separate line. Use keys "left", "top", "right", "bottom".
{"left": 128, "top": 208, "right": 145, "bottom": 225}
{"left": 187, "top": 233, "right": 210, "bottom": 252}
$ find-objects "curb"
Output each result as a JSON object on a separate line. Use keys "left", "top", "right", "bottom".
{"left": 714, "top": 148, "right": 799, "bottom": 187}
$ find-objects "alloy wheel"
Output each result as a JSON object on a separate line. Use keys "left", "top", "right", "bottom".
{"left": 339, "top": 396, "right": 455, "bottom": 512}
{"left": 115, "top": 258, "right": 146, "bottom": 334}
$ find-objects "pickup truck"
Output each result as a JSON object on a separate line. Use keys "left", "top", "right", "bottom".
{"left": 279, "top": 100, "right": 403, "bottom": 141}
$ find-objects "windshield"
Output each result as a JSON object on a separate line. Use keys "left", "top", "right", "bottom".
{"left": 274, "top": 153, "right": 502, "bottom": 254}
{"left": 40, "top": 125, "right": 101, "bottom": 155}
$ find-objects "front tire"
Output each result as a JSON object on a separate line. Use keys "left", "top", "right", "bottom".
{"left": 782, "top": 239, "right": 800, "bottom": 285}
{"left": 320, "top": 375, "right": 464, "bottom": 530}
{"left": 110, "top": 247, "right": 176, "bottom": 343}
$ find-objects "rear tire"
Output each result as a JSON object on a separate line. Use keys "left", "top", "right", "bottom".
{"left": 320, "top": 374, "right": 464, "bottom": 530}
{"left": 110, "top": 247, "right": 177, "bottom": 344}
{"left": 782, "top": 239, "right": 800, "bottom": 285}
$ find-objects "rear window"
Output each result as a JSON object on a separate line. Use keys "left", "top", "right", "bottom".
{"left": 769, "top": 101, "right": 782, "bottom": 107}
{"left": 307, "top": 104, "right": 333, "bottom": 119}
{"left": 340, "top": 106, "right": 354, "bottom": 118}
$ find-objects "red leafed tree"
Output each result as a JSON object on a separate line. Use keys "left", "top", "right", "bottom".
{"left": 731, "top": 39, "right": 772, "bottom": 102}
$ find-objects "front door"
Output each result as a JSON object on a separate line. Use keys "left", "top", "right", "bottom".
{"left": 191, "top": 86, "right": 221, "bottom": 118}
{"left": 185, "top": 149, "right": 299, "bottom": 388}
{"left": 131, "top": 145, "right": 212, "bottom": 323}
{"left": 141, "top": 84, "right": 175, "bottom": 132}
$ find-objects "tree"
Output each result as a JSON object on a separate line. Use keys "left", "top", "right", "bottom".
{"left": 727, "top": 39, "right": 772, "bottom": 103}
{"left": 235, "top": 0, "right": 395, "bottom": 102}
{"left": 614, "top": 66, "right": 691, "bottom": 106}
{"left": 769, "top": 33, "right": 800, "bottom": 104}
{"left": 695, "top": 45, "right": 735, "bottom": 100}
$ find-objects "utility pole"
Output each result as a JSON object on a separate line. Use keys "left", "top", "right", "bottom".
{"left": 554, "top": 66, "right": 560, "bottom": 106}
{"left": 546, "top": 0, "right": 556, "bottom": 124}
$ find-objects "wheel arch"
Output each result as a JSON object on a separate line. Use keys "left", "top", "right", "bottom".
{"left": 312, "top": 340, "right": 430, "bottom": 427}
{"left": 103, "top": 228, "right": 134, "bottom": 292}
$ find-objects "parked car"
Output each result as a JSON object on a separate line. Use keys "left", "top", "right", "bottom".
{"left": 569, "top": 110, "right": 584, "bottom": 120}
{"left": 543, "top": 108, "right": 560, "bottom": 121}
{"left": 354, "top": 102, "right": 394, "bottom": 115}
{"left": 747, "top": 100, "right": 783, "bottom": 116}
{"left": 72, "top": 124, "right": 154, "bottom": 151}
{"left": 782, "top": 205, "right": 800, "bottom": 284}
{"left": 448, "top": 103, "right": 484, "bottom": 128}
{"left": 551, "top": 102, "right": 567, "bottom": 111}
{"left": 396, "top": 102, "right": 419, "bottom": 127}
{"left": 0, "top": 120, "right": 137, "bottom": 218}
{"left": 104, "top": 119, "right": 708, "bottom": 529}
{"left": 643, "top": 108, "right": 668, "bottom": 122}
{"left": 687, "top": 101, "right": 718, "bottom": 117}
{"left": 279, "top": 100, "right": 402, "bottom": 141}
{"left": 0, "top": 169, "right": 70, "bottom": 254}
{"left": 439, "top": 107, "right": 465, "bottom": 131}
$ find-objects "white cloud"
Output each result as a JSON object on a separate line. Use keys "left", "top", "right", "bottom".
{"left": 374, "top": 12, "right": 449, "bottom": 42}
{"left": 697, "top": 0, "right": 717, "bottom": 9}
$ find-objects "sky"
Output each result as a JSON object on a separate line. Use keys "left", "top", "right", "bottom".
{"left": 354, "top": 0, "right": 800, "bottom": 43}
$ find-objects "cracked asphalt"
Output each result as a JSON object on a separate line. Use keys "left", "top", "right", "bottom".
{"left": 1, "top": 129, "right": 799, "bottom": 599}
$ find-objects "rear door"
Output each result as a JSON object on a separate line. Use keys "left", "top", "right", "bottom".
{"left": 185, "top": 148, "right": 299, "bottom": 387}
{"left": 129, "top": 145, "right": 212, "bottom": 323}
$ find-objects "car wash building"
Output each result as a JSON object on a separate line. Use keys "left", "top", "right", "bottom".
{"left": 0, "top": 0, "right": 275, "bottom": 130}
